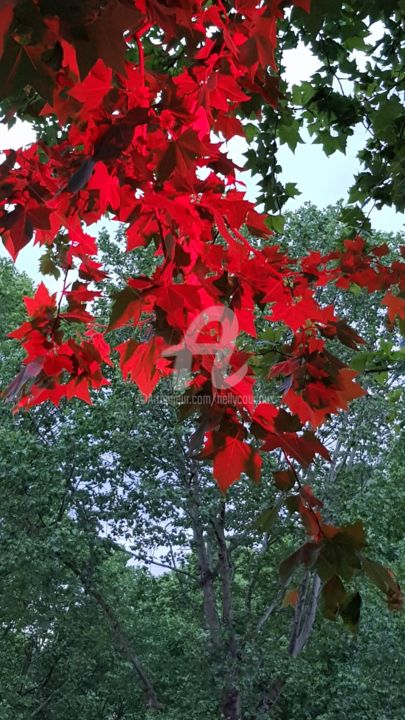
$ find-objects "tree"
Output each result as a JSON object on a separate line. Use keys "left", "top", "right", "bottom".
{"left": 0, "top": 208, "right": 403, "bottom": 719}
{"left": 0, "top": 0, "right": 404, "bottom": 639}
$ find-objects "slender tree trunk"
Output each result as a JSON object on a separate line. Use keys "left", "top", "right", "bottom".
{"left": 184, "top": 459, "right": 221, "bottom": 642}
{"left": 214, "top": 502, "right": 242, "bottom": 720}
{"left": 289, "top": 572, "right": 321, "bottom": 658}
{"left": 180, "top": 447, "right": 242, "bottom": 718}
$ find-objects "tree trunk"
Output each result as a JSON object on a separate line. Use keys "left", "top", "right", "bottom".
{"left": 183, "top": 457, "right": 221, "bottom": 643}
{"left": 221, "top": 686, "right": 242, "bottom": 720}
{"left": 214, "top": 502, "right": 242, "bottom": 720}
{"left": 289, "top": 572, "right": 321, "bottom": 658}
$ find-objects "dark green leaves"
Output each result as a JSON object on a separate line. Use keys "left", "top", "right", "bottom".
{"left": 255, "top": 503, "right": 280, "bottom": 533}
{"left": 278, "top": 118, "right": 303, "bottom": 153}
{"left": 249, "top": 1, "right": 405, "bottom": 223}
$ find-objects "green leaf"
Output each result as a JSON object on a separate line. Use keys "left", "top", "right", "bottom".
{"left": 278, "top": 120, "right": 303, "bottom": 152}
{"left": 343, "top": 36, "right": 367, "bottom": 52}
{"left": 370, "top": 97, "right": 403, "bottom": 141}
{"left": 350, "top": 352, "right": 370, "bottom": 371}
{"left": 349, "top": 283, "right": 363, "bottom": 296}
{"left": 266, "top": 215, "right": 285, "bottom": 234}
{"left": 39, "top": 253, "right": 60, "bottom": 280}
{"left": 313, "top": 130, "right": 347, "bottom": 156}
{"left": 292, "top": 81, "right": 317, "bottom": 107}
{"left": 389, "top": 389, "right": 402, "bottom": 403}
{"left": 244, "top": 122, "right": 258, "bottom": 142}
{"left": 284, "top": 182, "right": 301, "bottom": 199}
{"left": 255, "top": 504, "right": 279, "bottom": 533}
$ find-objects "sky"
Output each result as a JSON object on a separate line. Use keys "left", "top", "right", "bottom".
{"left": 0, "top": 42, "right": 403, "bottom": 289}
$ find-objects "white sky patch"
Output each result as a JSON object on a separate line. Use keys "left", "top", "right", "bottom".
{"left": 0, "top": 118, "right": 36, "bottom": 152}
{"left": 283, "top": 41, "right": 320, "bottom": 85}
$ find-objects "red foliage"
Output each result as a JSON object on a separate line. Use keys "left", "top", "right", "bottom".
{"left": 0, "top": 0, "right": 404, "bottom": 587}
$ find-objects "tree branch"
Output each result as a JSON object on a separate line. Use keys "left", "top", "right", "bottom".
{"left": 64, "top": 560, "right": 164, "bottom": 711}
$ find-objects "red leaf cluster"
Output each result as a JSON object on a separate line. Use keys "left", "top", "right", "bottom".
{"left": 0, "top": 0, "right": 404, "bottom": 506}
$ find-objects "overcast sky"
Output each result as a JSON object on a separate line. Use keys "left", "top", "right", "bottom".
{"left": 0, "top": 42, "right": 403, "bottom": 288}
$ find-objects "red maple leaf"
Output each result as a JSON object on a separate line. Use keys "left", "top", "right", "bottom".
{"left": 382, "top": 292, "right": 405, "bottom": 323}
{"left": 202, "top": 432, "right": 262, "bottom": 491}
{"left": 117, "top": 336, "right": 171, "bottom": 399}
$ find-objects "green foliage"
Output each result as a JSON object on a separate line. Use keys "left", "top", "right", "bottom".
{"left": 244, "top": 0, "right": 405, "bottom": 230}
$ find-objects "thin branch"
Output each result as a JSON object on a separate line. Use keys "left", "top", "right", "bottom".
{"left": 64, "top": 559, "right": 164, "bottom": 711}
{"left": 140, "top": 557, "right": 197, "bottom": 581}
